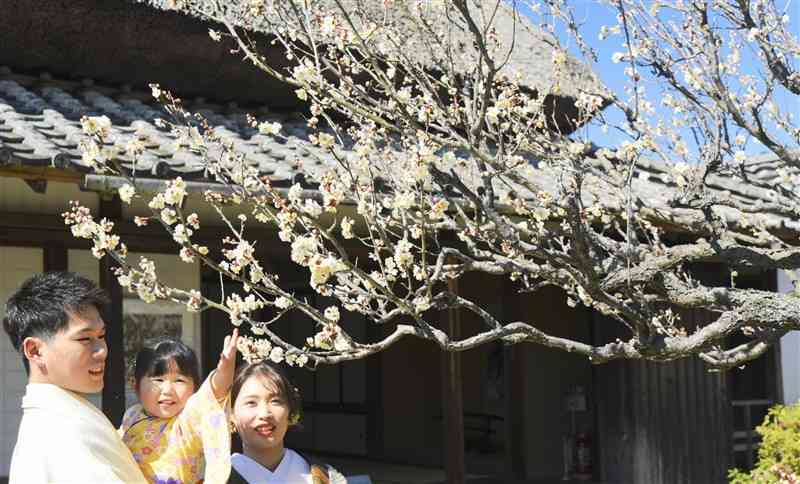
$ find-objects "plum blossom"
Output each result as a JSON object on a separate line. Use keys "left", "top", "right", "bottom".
{"left": 118, "top": 184, "right": 136, "bottom": 204}
{"left": 324, "top": 306, "right": 340, "bottom": 323}
{"left": 340, "top": 216, "right": 354, "bottom": 239}
{"left": 274, "top": 296, "right": 292, "bottom": 309}
{"left": 258, "top": 121, "right": 282, "bottom": 135}
{"left": 80, "top": 115, "right": 111, "bottom": 138}
{"left": 291, "top": 235, "right": 319, "bottom": 266}
{"left": 394, "top": 239, "right": 414, "bottom": 269}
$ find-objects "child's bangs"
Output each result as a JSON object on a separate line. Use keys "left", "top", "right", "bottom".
{"left": 147, "top": 353, "right": 194, "bottom": 380}
{"left": 134, "top": 337, "right": 200, "bottom": 385}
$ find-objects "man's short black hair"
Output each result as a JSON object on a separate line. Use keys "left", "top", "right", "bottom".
{"left": 2, "top": 271, "right": 109, "bottom": 372}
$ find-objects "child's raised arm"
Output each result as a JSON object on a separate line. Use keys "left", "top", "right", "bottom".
{"left": 210, "top": 328, "right": 239, "bottom": 400}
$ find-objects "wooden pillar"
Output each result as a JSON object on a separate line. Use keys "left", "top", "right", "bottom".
{"left": 505, "top": 344, "right": 526, "bottom": 478}
{"left": 99, "top": 196, "right": 126, "bottom": 426}
{"left": 366, "top": 324, "right": 384, "bottom": 459}
{"left": 43, "top": 245, "right": 68, "bottom": 272}
{"left": 443, "top": 277, "right": 465, "bottom": 484}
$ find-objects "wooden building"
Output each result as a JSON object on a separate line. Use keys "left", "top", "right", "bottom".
{"left": 0, "top": 1, "right": 796, "bottom": 482}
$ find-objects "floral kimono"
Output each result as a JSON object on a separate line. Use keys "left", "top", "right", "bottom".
{"left": 120, "top": 377, "right": 231, "bottom": 484}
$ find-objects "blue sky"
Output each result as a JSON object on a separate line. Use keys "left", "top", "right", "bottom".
{"left": 517, "top": 1, "right": 800, "bottom": 157}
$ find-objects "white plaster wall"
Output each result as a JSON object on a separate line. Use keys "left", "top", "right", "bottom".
{"left": 778, "top": 271, "right": 800, "bottom": 404}
{"left": 0, "top": 178, "right": 98, "bottom": 213}
{"left": 0, "top": 247, "right": 43, "bottom": 477}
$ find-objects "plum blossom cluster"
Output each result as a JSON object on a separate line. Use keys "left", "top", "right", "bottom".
{"left": 63, "top": 201, "right": 124, "bottom": 260}
{"left": 306, "top": 320, "right": 351, "bottom": 352}
{"left": 114, "top": 258, "right": 169, "bottom": 305}
{"left": 236, "top": 335, "right": 309, "bottom": 367}
{"left": 226, "top": 293, "right": 265, "bottom": 326}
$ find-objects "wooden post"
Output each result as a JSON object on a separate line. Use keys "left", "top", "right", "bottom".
{"left": 443, "top": 276, "right": 465, "bottom": 484}
{"left": 43, "top": 246, "right": 68, "bottom": 272}
{"left": 99, "top": 196, "right": 126, "bottom": 426}
{"left": 505, "top": 344, "right": 526, "bottom": 478}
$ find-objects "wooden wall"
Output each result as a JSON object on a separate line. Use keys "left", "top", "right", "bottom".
{"left": 594, "top": 309, "right": 731, "bottom": 483}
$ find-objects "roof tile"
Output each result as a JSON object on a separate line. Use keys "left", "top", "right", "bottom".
{"left": 0, "top": 67, "right": 795, "bottom": 235}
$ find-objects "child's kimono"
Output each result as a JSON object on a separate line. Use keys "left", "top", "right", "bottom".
{"left": 120, "top": 377, "right": 231, "bottom": 484}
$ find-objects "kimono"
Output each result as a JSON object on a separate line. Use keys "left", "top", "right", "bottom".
{"left": 9, "top": 383, "right": 147, "bottom": 483}
{"left": 120, "top": 377, "right": 231, "bottom": 484}
{"left": 229, "top": 451, "right": 311, "bottom": 484}
{"left": 227, "top": 451, "right": 349, "bottom": 484}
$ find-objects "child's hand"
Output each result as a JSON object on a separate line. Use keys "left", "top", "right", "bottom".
{"left": 211, "top": 328, "right": 239, "bottom": 400}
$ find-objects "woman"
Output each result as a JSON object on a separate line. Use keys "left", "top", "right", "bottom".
{"left": 228, "top": 361, "right": 347, "bottom": 484}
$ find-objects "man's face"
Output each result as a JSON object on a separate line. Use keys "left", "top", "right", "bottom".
{"left": 30, "top": 306, "right": 107, "bottom": 394}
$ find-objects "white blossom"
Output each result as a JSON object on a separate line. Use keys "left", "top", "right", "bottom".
{"left": 179, "top": 247, "right": 195, "bottom": 263}
{"left": 164, "top": 177, "right": 187, "bottom": 206}
{"left": 274, "top": 296, "right": 292, "bottom": 309}
{"left": 428, "top": 199, "right": 449, "bottom": 220}
{"left": 186, "top": 289, "right": 202, "bottom": 312}
{"left": 148, "top": 194, "right": 166, "bottom": 210}
{"left": 309, "top": 255, "right": 346, "bottom": 287}
{"left": 393, "top": 192, "right": 416, "bottom": 210}
{"left": 324, "top": 306, "right": 340, "bottom": 323}
{"left": 269, "top": 346, "right": 285, "bottom": 363}
{"left": 258, "top": 121, "right": 282, "bottom": 135}
{"left": 161, "top": 208, "right": 178, "bottom": 225}
{"left": 394, "top": 238, "right": 414, "bottom": 269}
{"left": 288, "top": 183, "right": 303, "bottom": 203}
{"left": 80, "top": 115, "right": 111, "bottom": 138}
{"left": 172, "top": 224, "right": 193, "bottom": 244}
{"left": 118, "top": 184, "right": 135, "bottom": 204}
{"left": 291, "top": 235, "right": 319, "bottom": 266}
{"left": 340, "top": 216, "right": 355, "bottom": 239}
{"left": 316, "top": 133, "right": 336, "bottom": 149}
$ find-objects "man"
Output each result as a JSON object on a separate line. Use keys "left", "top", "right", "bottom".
{"left": 3, "top": 271, "right": 146, "bottom": 483}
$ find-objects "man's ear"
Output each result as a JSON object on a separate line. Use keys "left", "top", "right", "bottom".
{"left": 22, "top": 336, "right": 47, "bottom": 372}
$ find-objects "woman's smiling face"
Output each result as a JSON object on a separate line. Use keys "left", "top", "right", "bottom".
{"left": 232, "top": 374, "right": 291, "bottom": 455}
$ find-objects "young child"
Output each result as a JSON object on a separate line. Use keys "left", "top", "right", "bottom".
{"left": 227, "top": 360, "right": 347, "bottom": 484}
{"left": 120, "top": 329, "right": 239, "bottom": 483}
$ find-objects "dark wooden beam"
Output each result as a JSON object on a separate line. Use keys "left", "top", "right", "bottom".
{"left": 366, "top": 324, "right": 384, "bottom": 459}
{"left": 98, "top": 196, "right": 126, "bottom": 426}
{"left": 43, "top": 245, "right": 68, "bottom": 272}
{"left": 505, "top": 344, "right": 526, "bottom": 478}
{"left": 442, "top": 276, "right": 465, "bottom": 484}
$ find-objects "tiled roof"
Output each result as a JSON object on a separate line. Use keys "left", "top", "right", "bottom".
{"left": 0, "top": 67, "right": 337, "bottom": 185}
{"left": 1, "top": 67, "right": 796, "bottom": 237}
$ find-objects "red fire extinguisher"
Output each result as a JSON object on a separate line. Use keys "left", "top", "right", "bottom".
{"left": 575, "top": 432, "right": 593, "bottom": 478}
